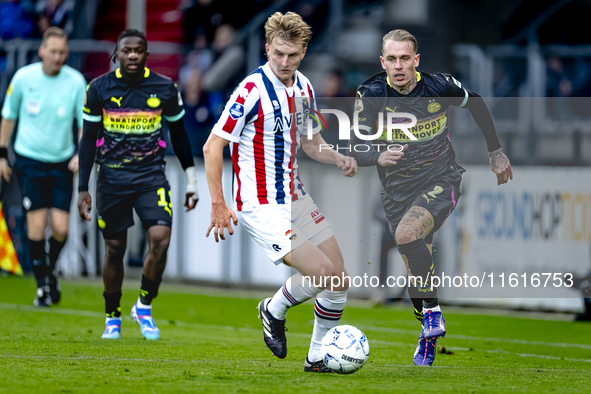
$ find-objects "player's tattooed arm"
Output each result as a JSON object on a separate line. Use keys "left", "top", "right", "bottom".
{"left": 396, "top": 206, "right": 434, "bottom": 244}
{"left": 488, "top": 147, "right": 513, "bottom": 185}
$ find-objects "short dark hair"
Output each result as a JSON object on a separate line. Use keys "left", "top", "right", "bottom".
{"left": 42, "top": 27, "right": 67, "bottom": 45}
{"left": 110, "top": 29, "right": 148, "bottom": 63}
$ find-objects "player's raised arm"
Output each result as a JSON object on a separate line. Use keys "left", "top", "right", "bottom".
{"left": 203, "top": 133, "right": 238, "bottom": 242}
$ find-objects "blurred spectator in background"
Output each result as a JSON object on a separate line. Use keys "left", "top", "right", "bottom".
{"left": 0, "top": 0, "right": 34, "bottom": 40}
{"left": 35, "top": 0, "right": 74, "bottom": 36}
{"left": 183, "top": 0, "right": 272, "bottom": 45}
{"left": 181, "top": 67, "right": 223, "bottom": 156}
{"left": 201, "top": 24, "right": 244, "bottom": 93}
{"left": 315, "top": 70, "right": 349, "bottom": 146}
{"left": 183, "top": 0, "right": 223, "bottom": 45}
{"left": 319, "top": 70, "right": 348, "bottom": 98}
{"left": 546, "top": 56, "right": 573, "bottom": 97}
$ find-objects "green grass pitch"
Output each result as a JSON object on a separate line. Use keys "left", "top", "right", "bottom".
{"left": 1, "top": 275, "right": 590, "bottom": 393}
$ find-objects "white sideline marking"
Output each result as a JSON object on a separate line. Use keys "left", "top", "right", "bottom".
{"left": 485, "top": 349, "right": 591, "bottom": 363}
{"left": 361, "top": 325, "right": 591, "bottom": 350}
{"left": 2, "top": 302, "right": 591, "bottom": 356}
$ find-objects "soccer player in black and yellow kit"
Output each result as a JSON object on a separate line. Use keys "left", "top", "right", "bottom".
{"left": 77, "top": 30, "right": 199, "bottom": 340}
{"left": 349, "top": 30, "right": 513, "bottom": 365}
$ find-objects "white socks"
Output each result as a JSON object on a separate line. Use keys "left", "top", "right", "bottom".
{"left": 307, "top": 289, "right": 347, "bottom": 362}
{"left": 137, "top": 298, "right": 152, "bottom": 309}
{"left": 267, "top": 274, "right": 324, "bottom": 320}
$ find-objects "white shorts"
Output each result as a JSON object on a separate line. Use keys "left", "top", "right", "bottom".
{"left": 238, "top": 194, "right": 334, "bottom": 265}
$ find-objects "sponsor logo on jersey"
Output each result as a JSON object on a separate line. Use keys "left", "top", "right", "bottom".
{"left": 272, "top": 244, "right": 282, "bottom": 252}
{"left": 111, "top": 96, "right": 123, "bottom": 107}
{"left": 147, "top": 94, "right": 160, "bottom": 108}
{"left": 239, "top": 88, "right": 250, "bottom": 100}
{"left": 229, "top": 102, "right": 244, "bottom": 119}
{"left": 427, "top": 100, "right": 441, "bottom": 113}
{"left": 102, "top": 109, "right": 162, "bottom": 134}
{"left": 311, "top": 208, "right": 325, "bottom": 224}
{"left": 354, "top": 99, "right": 364, "bottom": 113}
{"left": 422, "top": 185, "right": 443, "bottom": 203}
{"left": 273, "top": 111, "right": 308, "bottom": 132}
{"left": 378, "top": 112, "right": 447, "bottom": 142}
{"left": 25, "top": 99, "right": 41, "bottom": 117}
{"left": 285, "top": 229, "right": 297, "bottom": 241}
{"left": 272, "top": 100, "right": 280, "bottom": 110}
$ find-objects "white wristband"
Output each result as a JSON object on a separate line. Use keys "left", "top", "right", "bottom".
{"left": 185, "top": 166, "right": 199, "bottom": 198}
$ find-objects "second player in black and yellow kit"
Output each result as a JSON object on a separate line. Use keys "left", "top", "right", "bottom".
{"left": 349, "top": 30, "right": 513, "bottom": 366}
{"left": 77, "top": 29, "right": 199, "bottom": 340}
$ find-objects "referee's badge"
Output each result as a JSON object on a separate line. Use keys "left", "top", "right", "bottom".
{"left": 147, "top": 94, "right": 160, "bottom": 108}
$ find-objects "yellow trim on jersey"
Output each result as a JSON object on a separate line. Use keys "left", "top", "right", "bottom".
{"left": 387, "top": 71, "right": 421, "bottom": 88}
{"left": 115, "top": 67, "right": 149, "bottom": 78}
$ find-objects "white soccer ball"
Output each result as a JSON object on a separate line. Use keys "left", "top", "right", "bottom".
{"left": 320, "top": 325, "right": 370, "bottom": 374}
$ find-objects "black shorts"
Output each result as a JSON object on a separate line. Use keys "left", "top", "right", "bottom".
{"left": 13, "top": 153, "right": 73, "bottom": 212}
{"left": 381, "top": 170, "right": 462, "bottom": 244}
{"left": 96, "top": 182, "right": 173, "bottom": 240}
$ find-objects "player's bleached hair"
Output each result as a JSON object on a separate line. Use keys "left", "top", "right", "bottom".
{"left": 382, "top": 29, "right": 418, "bottom": 54}
{"left": 264, "top": 12, "right": 312, "bottom": 48}
{"left": 42, "top": 27, "right": 67, "bottom": 45}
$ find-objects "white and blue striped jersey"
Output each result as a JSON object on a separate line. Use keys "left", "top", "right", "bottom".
{"left": 212, "top": 63, "right": 320, "bottom": 212}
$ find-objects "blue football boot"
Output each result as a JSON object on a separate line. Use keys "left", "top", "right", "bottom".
{"left": 131, "top": 302, "right": 160, "bottom": 340}
{"left": 413, "top": 334, "right": 438, "bottom": 366}
{"left": 101, "top": 318, "right": 121, "bottom": 339}
{"left": 421, "top": 310, "right": 446, "bottom": 339}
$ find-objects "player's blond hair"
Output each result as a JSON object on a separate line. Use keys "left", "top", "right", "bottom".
{"left": 382, "top": 29, "right": 418, "bottom": 54}
{"left": 42, "top": 27, "right": 68, "bottom": 45}
{"left": 264, "top": 12, "right": 312, "bottom": 48}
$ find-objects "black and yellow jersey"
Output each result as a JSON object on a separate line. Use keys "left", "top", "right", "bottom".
{"left": 82, "top": 67, "right": 185, "bottom": 190}
{"left": 350, "top": 70, "right": 469, "bottom": 202}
